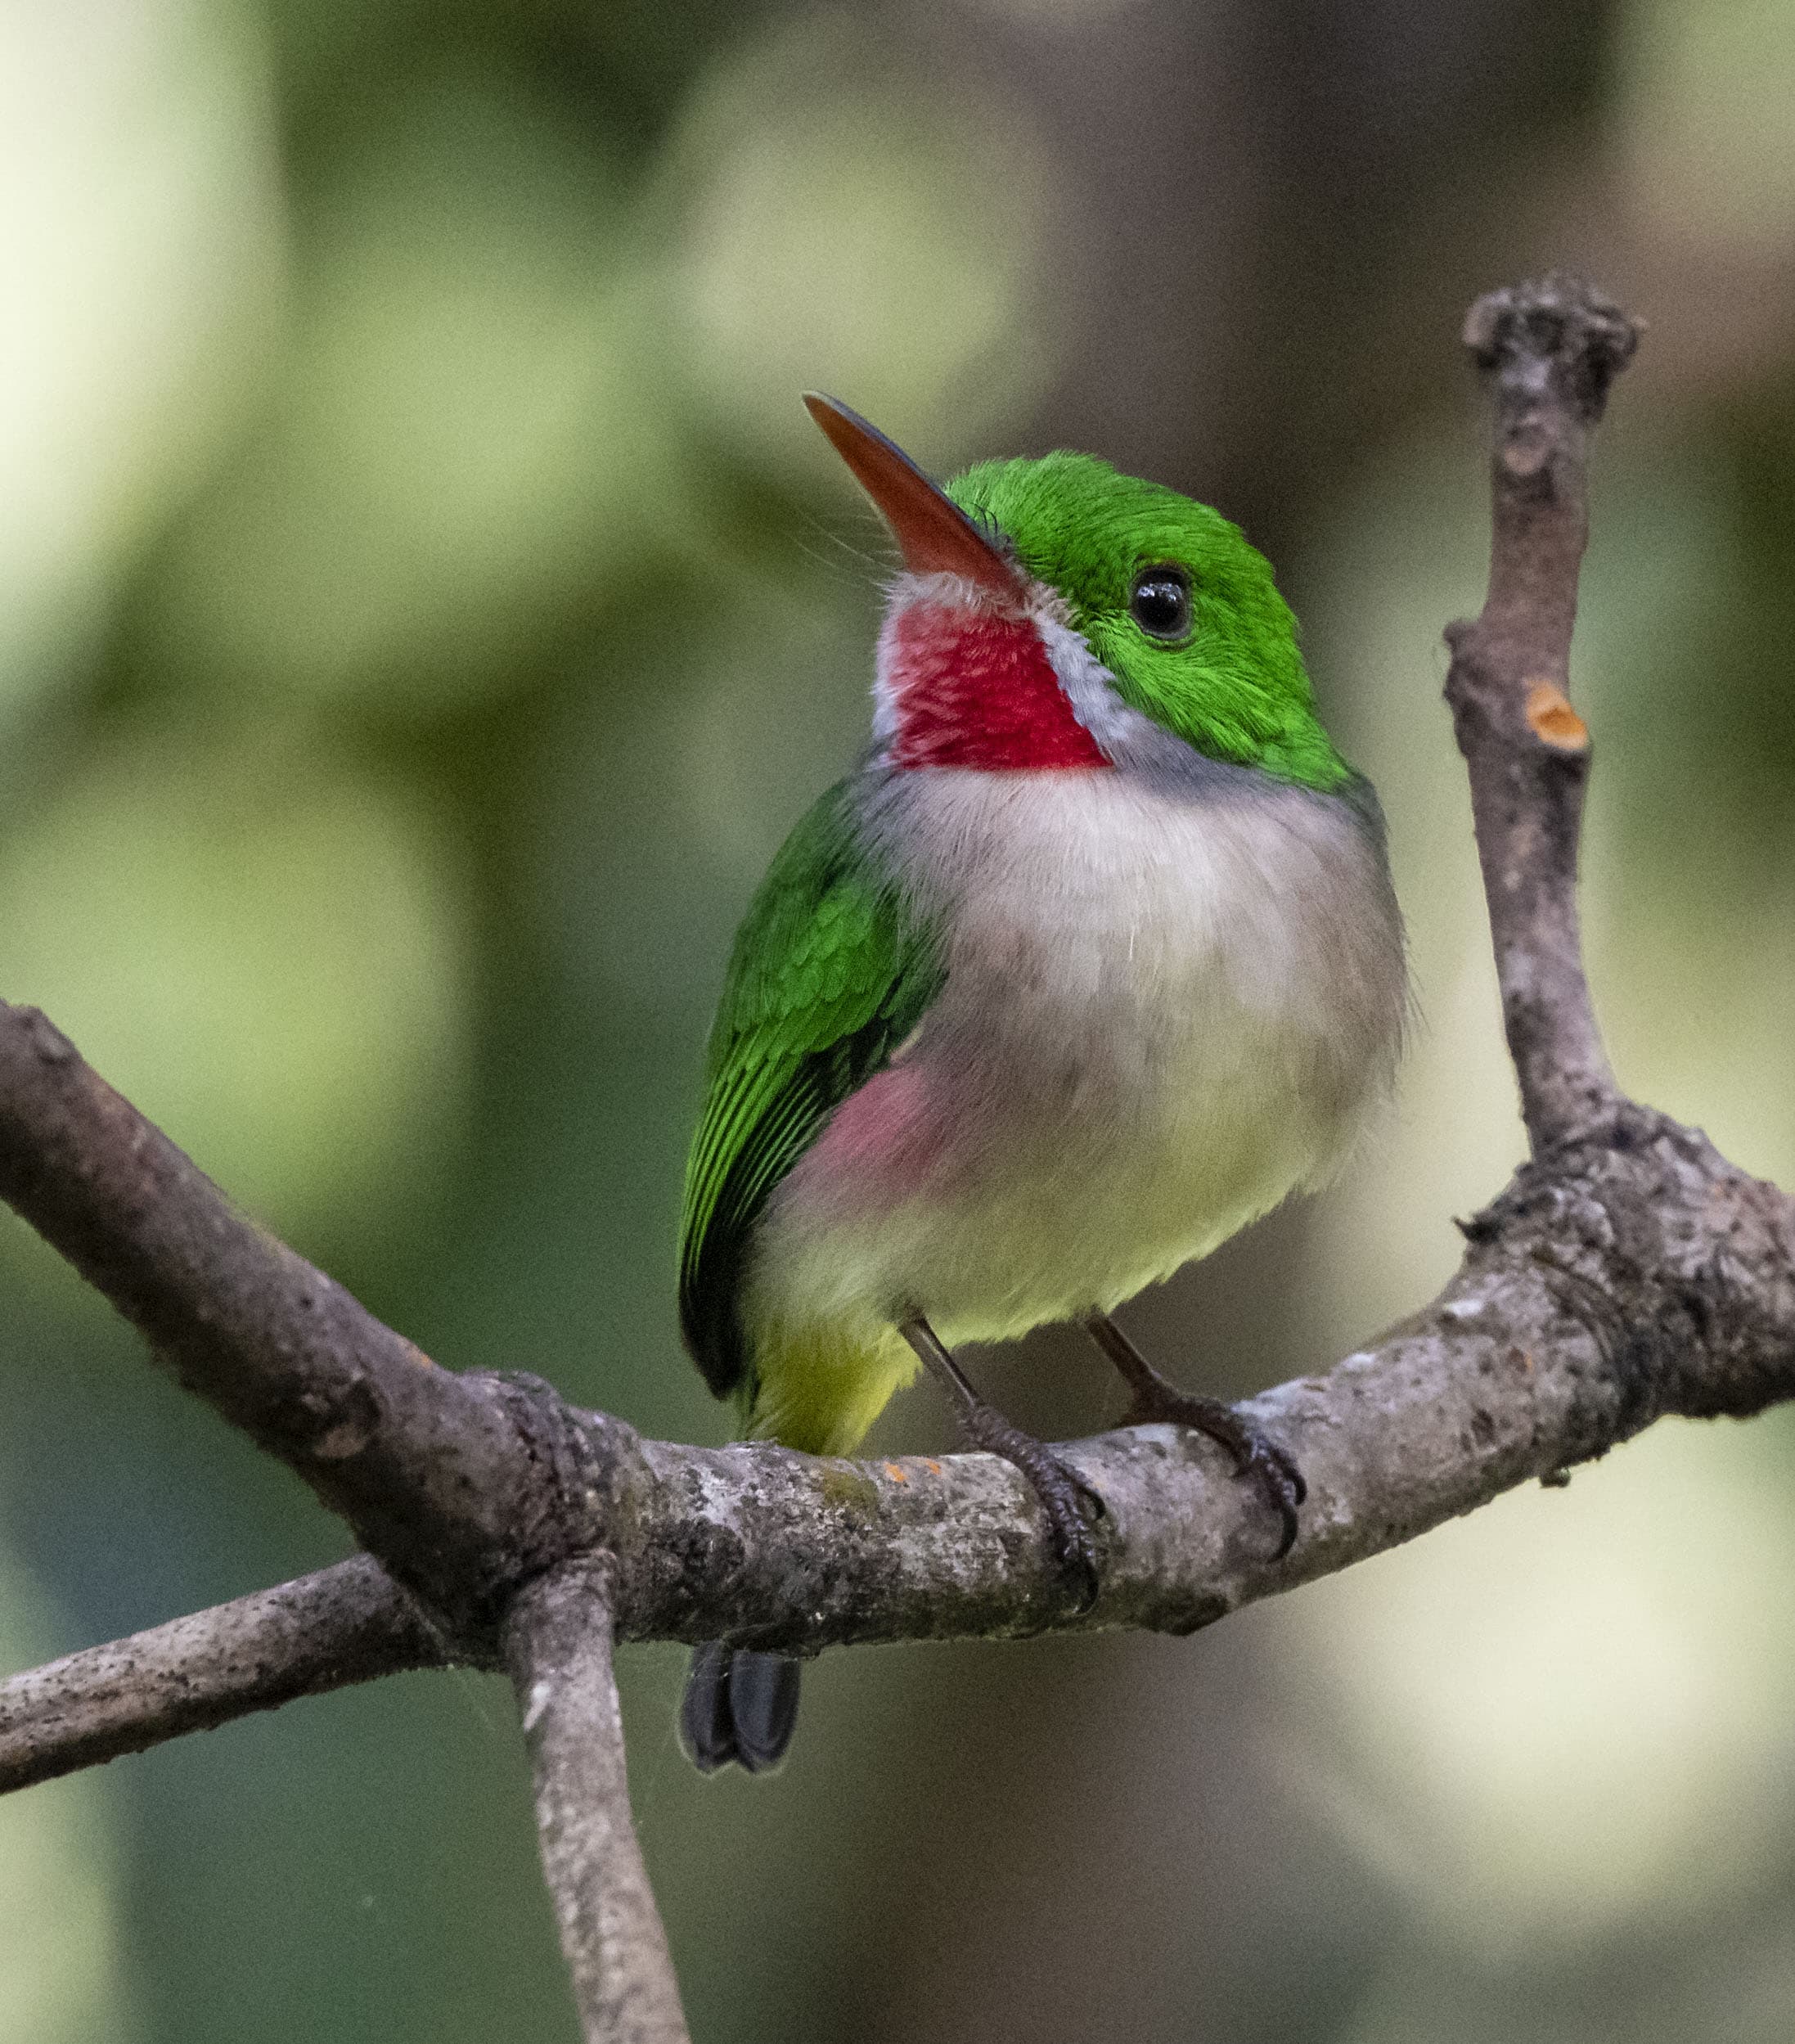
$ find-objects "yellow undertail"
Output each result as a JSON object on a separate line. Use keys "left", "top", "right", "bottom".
{"left": 745, "top": 1320, "right": 921, "bottom": 1458}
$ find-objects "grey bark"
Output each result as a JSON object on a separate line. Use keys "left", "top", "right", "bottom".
{"left": 0, "top": 1556, "right": 437, "bottom": 1793}
{"left": 5, "top": 1106, "right": 1791, "bottom": 1796}
{"left": 1444, "top": 276, "right": 1640, "bottom": 1150}
{"left": 504, "top": 1562, "right": 691, "bottom": 2044}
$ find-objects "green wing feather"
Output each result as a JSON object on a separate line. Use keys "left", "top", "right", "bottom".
{"left": 679, "top": 781, "right": 942, "bottom": 1403}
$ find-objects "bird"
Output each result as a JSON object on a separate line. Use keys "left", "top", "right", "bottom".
{"left": 677, "top": 397, "right": 1406, "bottom": 1772}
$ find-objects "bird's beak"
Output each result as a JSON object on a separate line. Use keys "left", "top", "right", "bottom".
{"left": 803, "top": 394, "right": 1023, "bottom": 597}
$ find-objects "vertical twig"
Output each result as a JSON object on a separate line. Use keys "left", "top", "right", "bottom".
{"left": 503, "top": 1560, "right": 691, "bottom": 2044}
{"left": 1443, "top": 273, "right": 1640, "bottom": 1152}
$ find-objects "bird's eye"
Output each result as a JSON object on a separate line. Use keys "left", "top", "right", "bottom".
{"left": 1129, "top": 565, "right": 1192, "bottom": 642}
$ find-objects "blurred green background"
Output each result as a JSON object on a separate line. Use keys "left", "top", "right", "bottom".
{"left": 6, "top": 0, "right": 1795, "bottom": 2037}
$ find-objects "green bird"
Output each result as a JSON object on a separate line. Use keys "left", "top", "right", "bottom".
{"left": 677, "top": 398, "right": 1405, "bottom": 1772}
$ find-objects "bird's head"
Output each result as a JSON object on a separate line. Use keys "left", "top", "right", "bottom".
{"left": 806, "top": 395, "right": 1349, "bottom": 793}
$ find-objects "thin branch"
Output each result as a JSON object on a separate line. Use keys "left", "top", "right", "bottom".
{"left": 1445, "top": 274, "right": 1639, "bottom": 1150}
{"left": 0, "top": 1556, "right": 439, "bottom": 1792}
{"left": 504, "top": 1560, "right": 691, "bottom": 2044}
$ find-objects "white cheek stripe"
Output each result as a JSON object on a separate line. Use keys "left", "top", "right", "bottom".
{"left": 1032, "top": 610, "right": 1154, "bottom": 755}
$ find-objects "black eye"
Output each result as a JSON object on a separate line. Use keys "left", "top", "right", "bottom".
{"left": 1129, "top": 565, "right": 1191, "bottom": 642}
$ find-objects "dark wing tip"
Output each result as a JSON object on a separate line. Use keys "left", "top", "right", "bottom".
{"left": 678, "top": 1240, "right": 750, "bottom": 1401}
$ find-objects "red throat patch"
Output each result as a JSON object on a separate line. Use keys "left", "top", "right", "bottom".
{"left": 882, "top": 603, "right": 1109, "bottom": 771}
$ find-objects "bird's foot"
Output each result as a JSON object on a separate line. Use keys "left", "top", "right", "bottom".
{"left": 1120, "top": 1381, "right": 1305, "bottom": 1559}
{"left": 899, "top": 1315, "right": 1104, "bottom": 1610}
{"left": 1082, "top": 1312, "right": 1304, "bottom": 1558}
{"left": 956, "top": 1398, "right": 1105, "bottom": 1613}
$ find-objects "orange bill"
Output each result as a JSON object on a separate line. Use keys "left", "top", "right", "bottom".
{"left": 803, "top": 394, "right": 1023, "bottom": 596}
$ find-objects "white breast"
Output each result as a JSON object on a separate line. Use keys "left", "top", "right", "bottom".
{"left": 755, "top": 766, "right": 1405, "bottom": 1349}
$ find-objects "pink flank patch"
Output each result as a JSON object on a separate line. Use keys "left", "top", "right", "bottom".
{"left": 803, "top": 1063, "right": 948, "bottom": 1206}
{"left": 885, "top": 603, "right": 1109, "bottom": 771}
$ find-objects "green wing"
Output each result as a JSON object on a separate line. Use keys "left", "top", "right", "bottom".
{"left": 679, "top": 781, "right": 942, "bottom": 1402}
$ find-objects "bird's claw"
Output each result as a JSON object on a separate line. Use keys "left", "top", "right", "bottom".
{"left": 1033, "top": 1455, "right": 1104, "bottom": 1613}
{"left": 1122, "top": 1387, "right": 1305, "bottom": 1559}
{"left": 959, "top": 1406, "right": 1105, "bottom": 1611}
{"left": 1230, "top": 1428, "right": 1305, "bottom": 1560}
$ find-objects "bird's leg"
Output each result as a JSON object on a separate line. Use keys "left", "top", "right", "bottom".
{"left": 1081, "top": 1310, "right": 1306, "bottom": 1559}
{"left": 899, "top": 1316, "right": 1104, "bottom": 1610}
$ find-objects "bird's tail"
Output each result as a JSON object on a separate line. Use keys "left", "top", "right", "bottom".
{"left": 679, "top": 1642, "right": 802, "bottom": 1774}
{"left": 678, "top": 1318, "right": 911, "bottom": 1773}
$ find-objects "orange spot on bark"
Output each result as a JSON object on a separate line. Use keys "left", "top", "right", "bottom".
{"left": 924, "top": 1459, "right": 943, "bottom": 1475}
{"left": 884, "top": 1461, "right": 909, "bottom": 1483}
{"left": 1525, "top": 681, "right": 1588, "bottom": 751}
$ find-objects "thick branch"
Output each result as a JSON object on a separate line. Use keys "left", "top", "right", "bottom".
{"left": 504, "top": 1560, "right": 691, "bottom": 2044}
{"left": 0, "top": 1001, "right": 557, "bottom": 1630}
{"left": 0, "top": 1556, "right": 438, "bottom": 1791}
{"left": 1445, "top": 274, "right": 1640, "bottom": 1150}
{"left": 9, "top": 1103, "right": 1793, "bottom": 1791}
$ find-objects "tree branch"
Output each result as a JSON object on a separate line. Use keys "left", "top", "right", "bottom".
{"left": 8, "top": 1082, "right": 1793, "bottom": 1797}
{"left": 0, "top": 1002, "right": 565, "bottom": 1633}
{"left": 0, "top": 1556, "right": 439, "bottom": 1792}
{"left": 504, "top": 1560, "right": 691, "bottom": 2044}
{"left": 1445, "top": 274, "right": 1639, "bottom": 1150}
